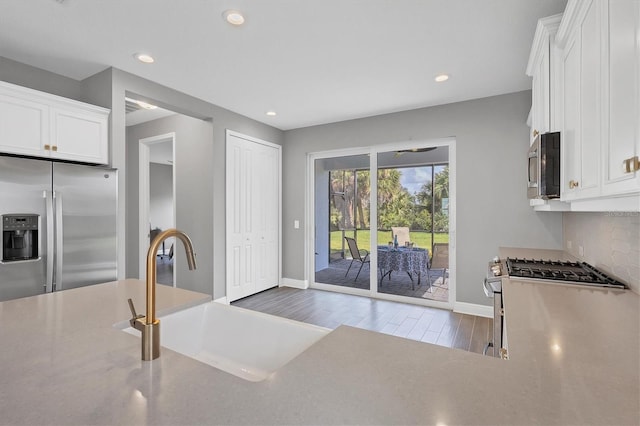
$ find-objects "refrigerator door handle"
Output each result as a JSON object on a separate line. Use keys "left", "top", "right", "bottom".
{"left": 54, "top": 191, "right": 64, "bottom": 291}
{"left": 45, "top": 190, "right": 54, "bottom": 293}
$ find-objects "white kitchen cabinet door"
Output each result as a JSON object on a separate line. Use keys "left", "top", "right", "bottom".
{"left": 602, "top": 0, "right": 640, "bottom": 195}
{"left": 0, "top": 91, "right": 49, "bottom": 157}
{"left": 531, "top": 54, "right": 549, "bottom": 143}
{"left": 560, "top": 0, "right": 602, "bottom": 200}
{"left": 50, "top": 106, "right": 109, "bottom": 165}
{"left": 527, "top": 14, "right": 563, "bottom": 146}
{"left": 561, "top": 28, "right": 582, "bottom": 200}
{"left": 226, "top": 131, "right": 281, "bottom": 302}
{"left": 577, "top": 0, "right": 602, "bottom": 197}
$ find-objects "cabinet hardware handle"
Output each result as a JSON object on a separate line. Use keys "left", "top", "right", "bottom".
{"left": 51, "top": 145, "right": 58, "bottom": 152}
{"left": 623, "top": 156, "right": 640, "bottom": 173}
{"left": 569, "top": 180, "right": 579, "bottom": 189}
{"left": 532, "top": 129, "right": 539, "bottom": 137}
{"left": 44, "top": 144, "right": 51, "bottom": 150}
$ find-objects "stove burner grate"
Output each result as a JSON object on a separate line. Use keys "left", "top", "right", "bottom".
{"left": 505, "top": 258, "right": 627, "bottom": 289}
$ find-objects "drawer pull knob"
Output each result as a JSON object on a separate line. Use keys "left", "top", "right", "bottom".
{"left": 569, "top": 180, "right": 580, "bottom": 189}
{"left": 44, "top": 144, "right": 51, "bottom": 150}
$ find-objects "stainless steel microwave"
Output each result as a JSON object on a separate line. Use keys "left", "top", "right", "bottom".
{"left": 528, "top": 131, "right": 560, "bottom": 199}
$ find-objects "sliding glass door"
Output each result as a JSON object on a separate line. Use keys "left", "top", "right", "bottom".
{"left": 310, "top": 141, "right": 454, "bottom": 307}
{"left": 314, "top": 154, "right": 371, "bottom": 291}
{"left": 376, "top": 148, "right": 449, "bottom": 302}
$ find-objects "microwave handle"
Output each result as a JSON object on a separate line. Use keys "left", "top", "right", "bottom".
{"left": 528, "top": 154, "right": 538, "bottom": 188}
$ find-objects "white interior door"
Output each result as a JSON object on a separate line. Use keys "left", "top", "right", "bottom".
{"left": 226, "top": 131, "right": 281, "bottom": 302}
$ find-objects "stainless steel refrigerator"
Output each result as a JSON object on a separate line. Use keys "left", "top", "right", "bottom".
{"left": 0, "top": 156, "right": 117, "bottom": 301}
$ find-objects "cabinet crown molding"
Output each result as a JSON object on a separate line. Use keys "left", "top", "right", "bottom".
{"left": 556, "top": 0, "right": 592, "bottom": 47}
{"left": 526, "top": 13, "right": 563, "bottom": 76}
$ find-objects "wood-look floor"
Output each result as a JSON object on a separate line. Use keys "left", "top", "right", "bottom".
{"left": 233, "top": 287, "right": 494, "bottom": 356}
{"left": 156, "top": 256, "right": 173, "bottom": 285}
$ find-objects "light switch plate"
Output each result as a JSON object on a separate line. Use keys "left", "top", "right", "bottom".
{"left": 294, "top": 220, "right": 300, "bottom": 229}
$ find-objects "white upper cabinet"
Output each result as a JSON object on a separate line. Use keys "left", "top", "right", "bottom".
{"left": 0, "top": 81, "right": 110, "bottom": 165}
{"left": 526, "top": 14, "right": 563, "bottom": 145}
{"left": 552, "top": 0, "right": 640, "bottom": 209}
{"left": 50, "top": 105, "right": 109, "bottom": 164}
{"left": 0, "top": 91, "right": 49, "bottom": 157}
{"left": 601, "top": 0, "right": 640, "bottom": 196}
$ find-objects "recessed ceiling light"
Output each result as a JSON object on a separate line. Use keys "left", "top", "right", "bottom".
{"left": 266, "top": 111, "right": 277, "bottom": 116}
{"left": 435, "top": 74, "right": 449, "bottom": 82}
{"left": 223, "top": 10, "right": 245, "bottom": 26}
{"left": 134, "top": 53, "right": 155, "bottom": 64}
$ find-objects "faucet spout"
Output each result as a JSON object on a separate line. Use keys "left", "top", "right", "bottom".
{"left": 146, "top": 229, "right": 197, "bottom": 324}
{"left": 137, "top": 228, "right": 197, "bottom": 360}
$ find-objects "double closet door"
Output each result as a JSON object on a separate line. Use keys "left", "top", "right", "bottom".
{"left": 226, "top": 131, "right": 281, "bottom": 302}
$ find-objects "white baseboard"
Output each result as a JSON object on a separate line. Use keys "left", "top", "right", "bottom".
{"left": 280, "top": 278, "right": 309, "bottom": 289}
{"left": 453, "top": 302, "right": 493, "bottom": 318}
{"left": 213, "top": 296, "right": 229, "bottom": 305}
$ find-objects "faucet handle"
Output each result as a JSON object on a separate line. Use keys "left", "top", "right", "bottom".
{"left": 127, "top": 298, "right": 144, "bottom": 327}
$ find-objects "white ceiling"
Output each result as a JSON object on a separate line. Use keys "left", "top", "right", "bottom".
{"left": 0, "top": 0, "right": 567, "bottom": 130}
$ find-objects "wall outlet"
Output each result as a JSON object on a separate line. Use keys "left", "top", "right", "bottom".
{"left": 567, "top": 240, "right": 572, "bottom": 250}
{"left": 294, "top": 220, "right": 300, "bottom": 229}
{"left": 578, "top": 245, "right": 584, "bottom": 257}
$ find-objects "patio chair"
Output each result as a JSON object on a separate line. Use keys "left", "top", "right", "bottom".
{"left": 344, "top": 237, "right": 370, "bottom": 281}
{"left": 391, "top": 227, "right": 411, "bottom": 246}
{"left": 428, "top": 242, "right": 449, "bottom": 288}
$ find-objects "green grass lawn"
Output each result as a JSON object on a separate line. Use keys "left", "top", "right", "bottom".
{"left": 330, "top": 230, "right": 448, "bottom": 256}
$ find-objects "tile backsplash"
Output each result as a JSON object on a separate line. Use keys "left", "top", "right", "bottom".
{"left": 563, "top": 212, "right": 640, "bottom": 293}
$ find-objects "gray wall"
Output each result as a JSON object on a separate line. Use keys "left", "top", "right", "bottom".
{"left": 283, "top": 91, "right": 564, "bottom": 306}
{"left": 0, "top": 56, "right": 83, "bottom": 100}
{"left": 126, "top": 114, "right": 213, "bottom": 294}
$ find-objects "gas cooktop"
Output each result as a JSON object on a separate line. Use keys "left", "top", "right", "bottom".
{"left": 506, "top": 258, "right": 627, "bottom": 289}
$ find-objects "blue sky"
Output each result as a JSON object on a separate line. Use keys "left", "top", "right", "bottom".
{"left": 397, "top": 165, "right": 447, "bottom": 195}
{"left": 399, "top": 166, "right": 432, "bottom": 195}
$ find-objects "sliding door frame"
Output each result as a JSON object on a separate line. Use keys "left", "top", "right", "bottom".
{"left": 306, "top": 138, "right": 456, "bottom": 309}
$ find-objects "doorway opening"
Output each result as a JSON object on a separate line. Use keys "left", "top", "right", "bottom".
{"left": 138, "top": 132, "right": 176, "bottom": 286}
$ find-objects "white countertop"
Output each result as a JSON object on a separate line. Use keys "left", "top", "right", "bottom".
{"left": 0, "top": 275, "right": 638, "bottom": 425}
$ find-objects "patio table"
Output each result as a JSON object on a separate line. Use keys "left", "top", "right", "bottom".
{"left": 377, "top": 246, "right": 430, "bottom": 290}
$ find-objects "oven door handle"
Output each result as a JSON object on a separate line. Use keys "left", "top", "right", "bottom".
{"left": 483, "top": 278, "right": 494, "bottom": 298}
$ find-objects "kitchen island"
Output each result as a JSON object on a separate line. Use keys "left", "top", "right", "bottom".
{"left": 0, "top": 278, "right": 638, "bottom": 425}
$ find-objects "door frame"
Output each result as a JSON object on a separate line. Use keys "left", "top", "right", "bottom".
{"left": 305, "top": 138, "right": 456, "bottom": 309}
{"left": 138, "top": 132, "right": 176, "bottom": 285}
{"left": 225, "top": 129, "right": 282, "bottom": 302}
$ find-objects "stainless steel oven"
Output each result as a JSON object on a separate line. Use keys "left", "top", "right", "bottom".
{"left": 483, "top": 260, "right": 507, "bottom": 359}
{"left": 482, "top": 255, "right": 627, "bottom": 359}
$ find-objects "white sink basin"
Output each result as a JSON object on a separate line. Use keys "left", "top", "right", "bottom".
{"left": 121, "top": 302, "right": 330, "bottom": 381}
